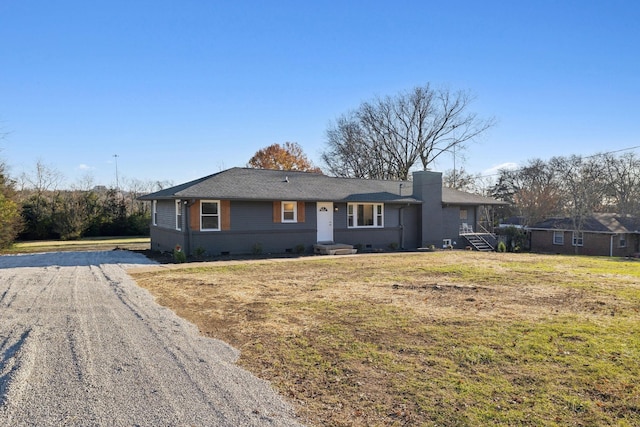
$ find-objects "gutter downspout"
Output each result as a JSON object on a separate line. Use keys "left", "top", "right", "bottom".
{"left": 185, "top": 199, "right": 196, "bottom": 257}
{"left": 610, "top": 234, "right": 614, "bottom": 257}
{"left": 399, "top": 206, "right": 405, "bottom": 249}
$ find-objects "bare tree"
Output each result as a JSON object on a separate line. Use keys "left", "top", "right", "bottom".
{"left": 20, "top": 160, "right": 63, "bottom": 201}
{"left": 601, "top": 152, "right": 640, "bottom": 216}
{"left": 442, "top": 168, "right": 479, "bottom": 192}
{"left": 490, "top": 159, "right": 563, "bottom": 226}
{"left": 550, "top": 155, "right": 608, "bottom": 253}
{"left": 322, "top": 84, "right": 495, "bottom": 180}
{"left": 323, "top": 114, "right": 391, "bottom": 179}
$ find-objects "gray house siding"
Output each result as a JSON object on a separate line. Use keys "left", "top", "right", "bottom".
{"left": 413, "top": 171, "right": 443, "bottom": 247}
{"left": 155, "top": 199, "right": 178, "bottom": 230}
{"left": 401, "top": 205, "right": 420, "bottom": 249}
{"left": 333, "top": 203, "right": 420, "bottom": 250}
{"left": 442, "top": 206, "right": 478, "bottom": 248}
{"left": 413, "top": 171, "right": 492, "bottom": 249}
{"left": 189, "top": 229, "right": 317, "bottom": 256}
{"left": 227, "top": 201, "right": 315, "bottom": 231}
{"left": 150, "top": 227, "right": 186, "bottom": 253}
{"left": 442, "top": 206, "right": 462, "bottom": 247}
{"left": 188, "top": 201, "right": 316, "bottom": 255}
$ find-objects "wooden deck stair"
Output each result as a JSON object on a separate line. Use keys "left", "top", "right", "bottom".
{"left": 460, "top": 224, "right": 496, "bottom": 252}
{"left": 463, "top": 233, "right": 494, "bottom": 251}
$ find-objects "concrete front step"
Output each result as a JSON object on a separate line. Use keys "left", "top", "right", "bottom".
{"left": 313, "top": 243, "right": 358, "bottom": 255}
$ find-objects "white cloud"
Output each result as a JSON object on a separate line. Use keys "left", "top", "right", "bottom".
{"left": 77, "top": 164, "right": 94, "bottom": 171}
{"left": 482, "top": 162, "right": 519, "bottom": 176}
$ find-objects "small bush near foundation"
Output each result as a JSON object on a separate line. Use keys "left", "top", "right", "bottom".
{"left": 295, "top": 244, "right": 306, "bottom": 254}
{"left": 173, "top": 245, "right": 187, "bottom": 263}
{"left": 497, "top": 241, "right": 507, "bottom": 253}
{"left": 194, "top": 246, "right": 206, "bottom": 259}
{"left": 252, "top": 242, "right": 263, "bottom": 255}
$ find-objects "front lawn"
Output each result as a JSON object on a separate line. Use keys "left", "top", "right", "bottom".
{"left": 131, "top": 252, "right": 640, "bottom": 426}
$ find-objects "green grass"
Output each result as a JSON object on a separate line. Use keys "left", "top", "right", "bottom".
{"left": 3, "top": 236, "right": 150, "bottom": 253}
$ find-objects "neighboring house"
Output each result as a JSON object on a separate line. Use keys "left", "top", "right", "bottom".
{"left": 138, "top": 167, "right": 505, "bottom": 256}
{"left": 527, "top": 213, "right": 640, "bottom": 257}
{"left": 498, "top": 216, "right": 526, "bottom": 229}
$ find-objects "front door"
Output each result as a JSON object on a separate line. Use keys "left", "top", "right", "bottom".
{"left": 317, "top": 202, "right": 334, "bottom": 243}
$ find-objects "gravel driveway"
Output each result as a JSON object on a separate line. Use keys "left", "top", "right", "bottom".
{"left": 0, "top": 251, "right": 302, "bottom": 426}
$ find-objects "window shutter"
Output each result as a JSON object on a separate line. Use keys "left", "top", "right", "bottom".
{"left": 221, "top": 200, "right": 231, "bottom": 230}
{"left": 273, "top": 201, "right": 281, "bottom": 223}
{"left": 297, "top": 201, "right": 305, "bottom": 223}
{"left": 189, "top": 201, "right": 200, "bottom": 231}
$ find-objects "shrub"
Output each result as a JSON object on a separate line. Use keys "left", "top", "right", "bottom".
{"left": 295, "top": 244, "right": 306, "bottom": 254}
{"left": 194, "top": 246, "right": 206, "bottom": 259}
{"left": 0, "top": 193, "right": 21, "bottom": 248}
{"left": 252, "top": 242, "right": 263, "bottom": 255}
{"left": 497, "top": 241, "right": 507, "bottom": 253}
{"left": 173, "top": 244, "right": 187, "bottom": 263}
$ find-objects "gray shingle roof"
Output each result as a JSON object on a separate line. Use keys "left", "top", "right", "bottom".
{"left": 139, "top": 167, "right": 507, "bottom": 206}
{"left": 139, "top": 168, "right": 421, "bottom": 204}
{"left": 528, "top": 213, "right": 640, "bottom": 234}
{"left": 442, "top": 187, "right": 509, "bottom": 206}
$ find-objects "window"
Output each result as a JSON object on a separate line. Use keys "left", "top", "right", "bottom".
{"left": 347, "top": 203, "right": 384, "bottom": 228}
{"left": 572, "top": 231, "right": 584, "bottom": 247}
{"left": 460, "top": 209, "right": 468, "bottom": 220}
{"left": 201, "top": 200, "right": 220, "bottom": 231}
{"left": 281, "top": 201, "right": 297, "bottom": 222}
{"left": 175, "top": 200, "right": 182, "bottom": 230}
{"left": 553, "top": 231, "right": 564, "bottom": 245}
{"left": 619, "top": 234, "right": 627, "bottom": 248}
{"left": 152, "top": 200, "right": 157, "bottom": 226}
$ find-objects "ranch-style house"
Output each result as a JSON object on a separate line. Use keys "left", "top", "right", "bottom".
{"left": 139, "top": 167, "right": 506, "bottom": 256}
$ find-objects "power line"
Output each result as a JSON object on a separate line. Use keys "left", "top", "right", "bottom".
{"left": 474, "top": 144, "right": 640, "bottom": 179}
{"left": 584, "top": 144, "right": 640, "bottom": 158}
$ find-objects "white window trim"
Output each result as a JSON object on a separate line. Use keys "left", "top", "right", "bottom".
{"left": 175, "top": 200, "right": 182, "bottom": 231}
{"left": 553, "top": 231, "right": 564, "bottom": 245}
{"left": 281, "top": 201, "right": 297, "bottom": 223}
{"left": 347, "top": 203, "right": 384, "bottom": 228}
{"left": 201, "top": 200, "right": 221, "bottom": 231}
{"left": 619, "top": 234, "right": 627, "bottom": 248}
{"left": 572, "top": 231, "right": 584, "bottom": 247}
{"left": 152, "top": 200, "right": 157, "bottom": 226}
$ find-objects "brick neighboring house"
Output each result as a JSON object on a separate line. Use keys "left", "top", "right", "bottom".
{"left": 528, "top": 213, "right": 640, "bottom": 257}
{"left": 138, "top": 167, "right": 506, "bottom": 256}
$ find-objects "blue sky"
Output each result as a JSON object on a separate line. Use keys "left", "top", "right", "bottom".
{"left": 1, "top": 1, "right": 639, "bottom": 188}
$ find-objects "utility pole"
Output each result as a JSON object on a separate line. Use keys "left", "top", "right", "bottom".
{"left": 452, "top": 144, "right": 456, "bottom": 189}
{"left": 113, "top": 154, "right": 119, "bottom": 191}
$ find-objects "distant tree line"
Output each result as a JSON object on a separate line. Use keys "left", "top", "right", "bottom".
{"left": 16, "top": 162, "right": 174, "bottom": 241}
{"left": 0, "top": 160, "right": 173, "bottom": 245}
{"left": 19, "top": 187, "right": 150, "bottom": 241}
{"left": 490, "top": 152, "right": 640, "bottom": 227}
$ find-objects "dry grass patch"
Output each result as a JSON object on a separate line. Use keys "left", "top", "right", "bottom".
{"left": 131, "top": 252, "right": 640, "bottom": 426}
{"left": 3, "top": 236, "right": 150, "bottom": 253}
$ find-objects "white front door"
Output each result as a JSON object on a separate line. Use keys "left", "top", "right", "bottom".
{"left": 317, "top": 202, "right": 334, "bottom": 243}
